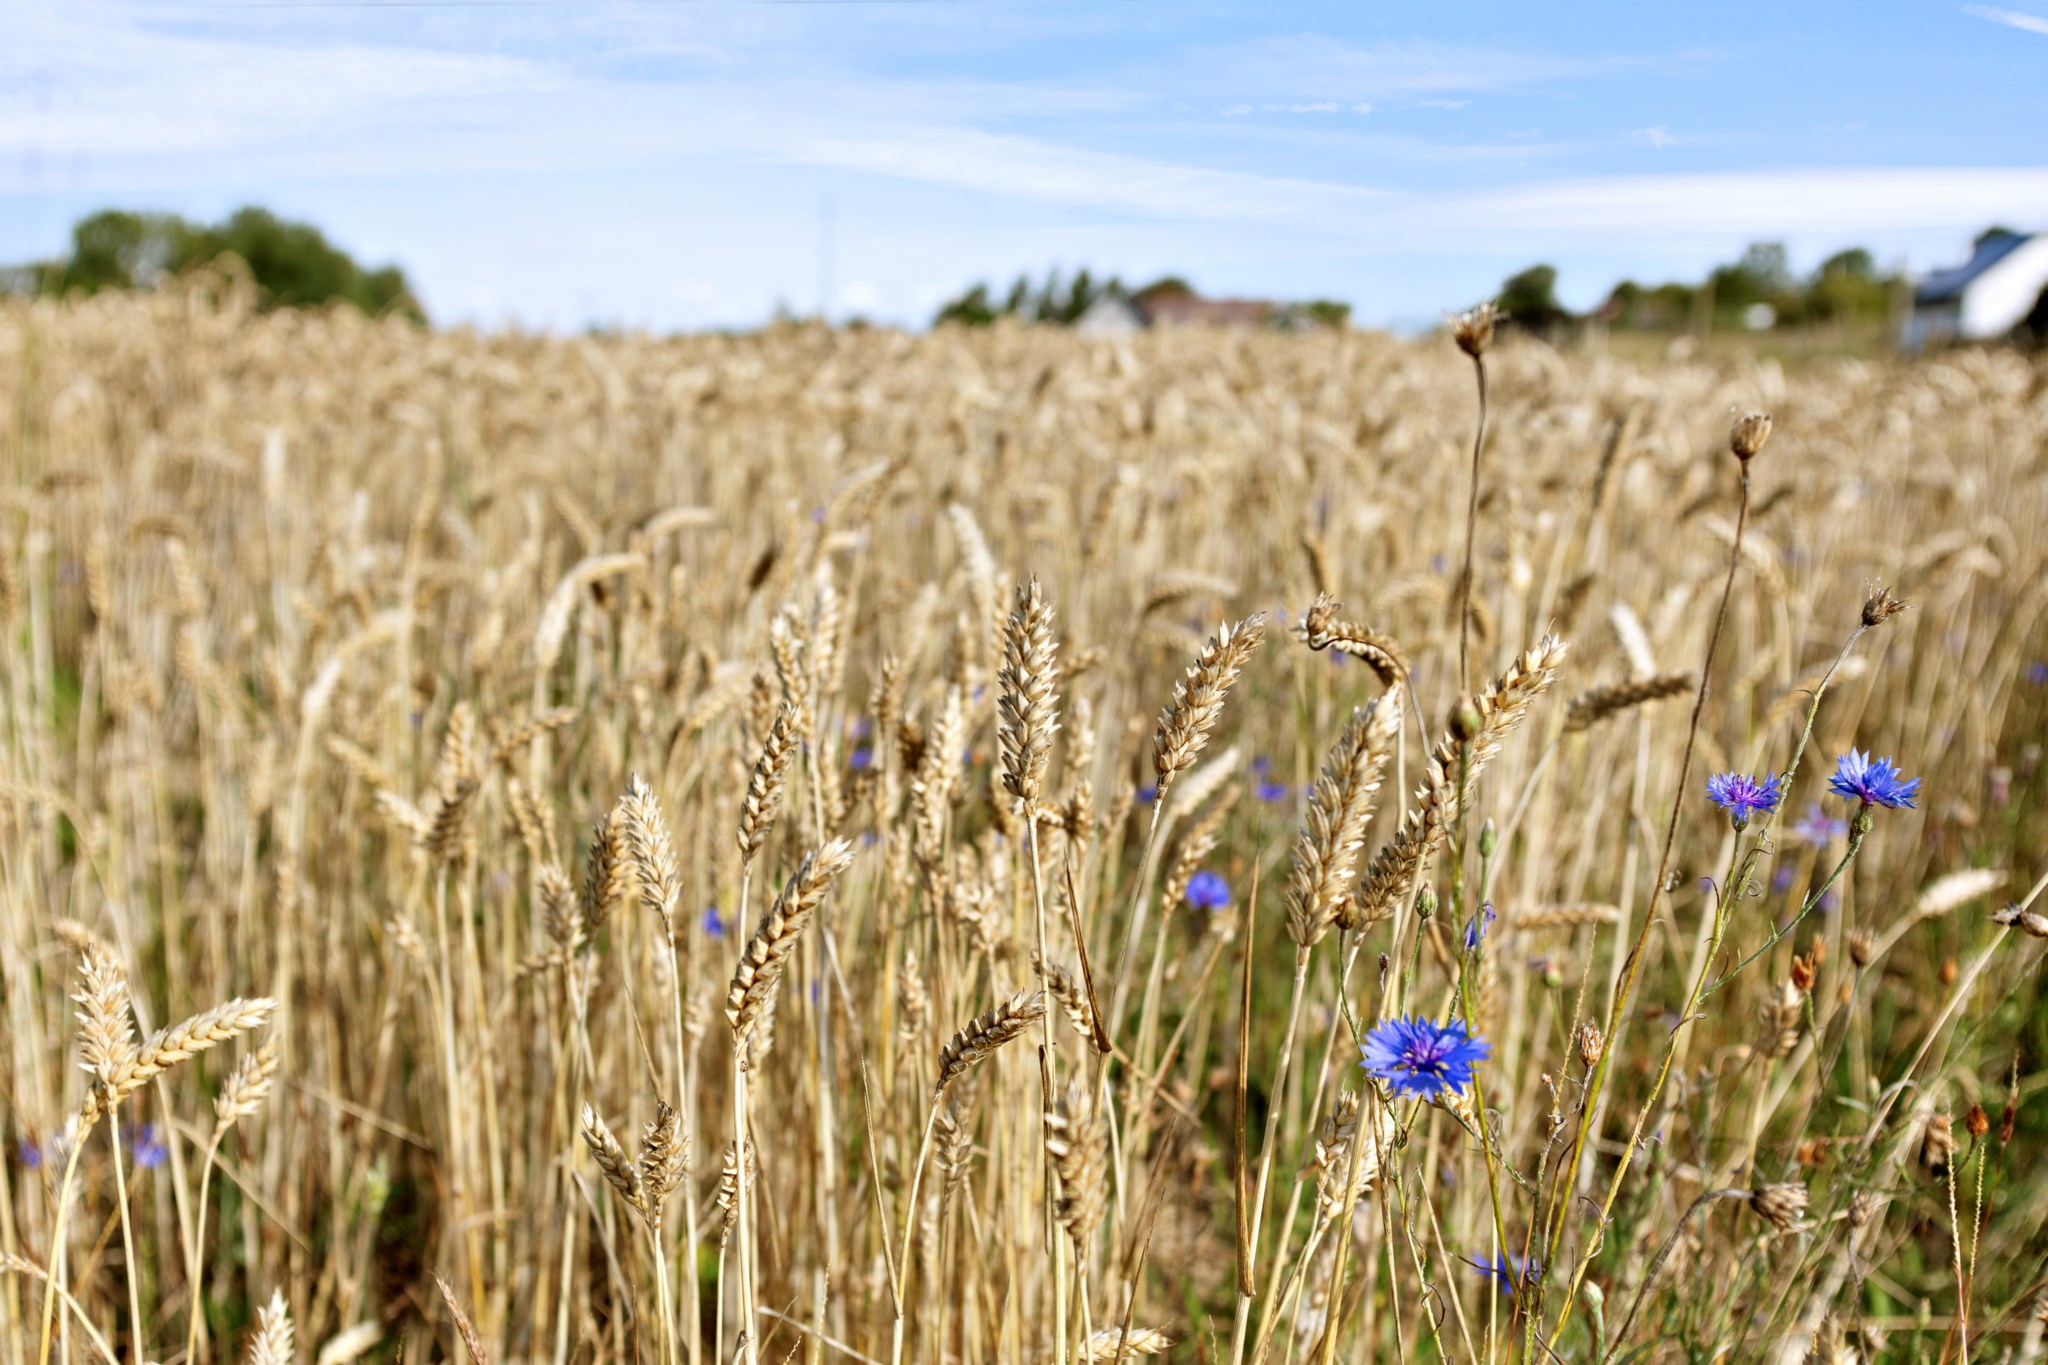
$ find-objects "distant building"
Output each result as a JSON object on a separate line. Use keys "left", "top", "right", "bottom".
{"left": 1075, "top": 294, "right": 1147, "bottom": 336}
{"left": 1074, "top": 281, "right": 1285, "bottom": 335}
{"left": 1904, "top": 228, "right": 2048, "bottom": 350}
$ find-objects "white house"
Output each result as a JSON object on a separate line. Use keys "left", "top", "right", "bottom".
{"left": 1904, "top": 228, "right": 2048, "bottom": 350}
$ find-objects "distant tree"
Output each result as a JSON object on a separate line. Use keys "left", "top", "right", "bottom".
{"left": 1603, "top": 279, "right": 1695, "bottom": 330}
{"left": 933, "top": 283, "right": 1000, "bottom": 327}
{"left": 1801, "top": 247, "right": 1894, "bottom": 324}
{"left": 1496, "top": 264, "right": 1570, "bottom": 335}
{"left": 4, "top": 205, "right": 421, "bottom": 319}
{"left": 1299, "top": 299, "right": 1351, "bottom": 328}
{"left": 1707, "top": 241, "right": 1794, "bottom": 315}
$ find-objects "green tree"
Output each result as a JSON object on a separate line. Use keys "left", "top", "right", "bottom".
{"left": 1497, "top": 264, "right": 1570, "bottom": 335}
{"left": 5, "top": 205, "right": 421, "bottom": 319}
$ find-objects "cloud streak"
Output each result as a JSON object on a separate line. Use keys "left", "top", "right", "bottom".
{"left": 1963, "top": 5, "right": 2048, "bottom": 36}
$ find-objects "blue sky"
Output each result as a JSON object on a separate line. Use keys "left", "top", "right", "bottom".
{"left": 5, "top": 0, "right": 2047, "bottom": 331}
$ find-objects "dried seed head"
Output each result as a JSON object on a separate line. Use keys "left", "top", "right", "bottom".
{"left": 213, "top": 1038, "right": 283, "bottom": 1139}
{"left": 1042, "top": 1080, "right": 1108, "bottom": 1247}
{"left": 1309, "top": 1089, "right": 1392, "bottom": 1219}
{"left": 1919, "top": 1113, "right": 1956, "bottom": 1177}
{"left": 1847, "top": 930, "right": 1877, "bottom": 967}
{"left": 714, "top": 1141, "right": 756, "bottom": 1246}
{"left": 935, "top": 989, "right": 1046, "bottom": 1095}
{"left": 580, "top": 1103, "right": 644, "bottom": 1213}
{"left": 1749, "top": 1181, "right": 1808, "bottom": 1232}
{"left": 435, "top": 1275, "right": 490, "bottom": 1365}
{"left": 1152, "top": 613, "right": 1266, "bottom": 803}
{"left": 73, "top": 947, "right": 136, "bottom": 1094}
{"left": 1449, "top": 302, "right": 1499, "bottom": 358}
{"left": 1991, "top": 903, "right": 2048, "bottom": 938}
{"left": 637, "top": 1100, "right": 690, "bottom": 1213}
{"left": 726, "top": 839, "right": 859, "bottom": 1037}
{"left": 1762, "top": 979, "right": 1804, "bottom": 1059}
{"left": 1575, "top": 1023, "right": 1606, "bottom": 1070}
{"left": 1285, "top": 697, "right": 1401, "bottom": 949}
{"left": 619, "top": 773, "right": 682, "bottom": 922}
{"left": 996, "top": 575, "right": 1061, "bottom": 810}
{"left": 1965, "top": 1104, "right": 1990, "bottom": 1139}
{"left": 1860, "top": 583, "right": 1909, "bottom": 629}
{"left": 247, "top": 1288, "right": 296, "bottom": 1365}
{"left": 1730, "top": 410, "right": 1773, "bottom": 461}
{"left": 737, "top": 703, "right": 801, "bottom": 867}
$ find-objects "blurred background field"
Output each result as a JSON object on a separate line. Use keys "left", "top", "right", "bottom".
{"left": 2, "top": 276, "right": 2047, "bottom": 1363}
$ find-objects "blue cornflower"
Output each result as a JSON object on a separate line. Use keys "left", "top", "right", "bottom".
{"left": 130, "top": 1124, "right": 168, "bottom": 1170}
{"left": 850, "top": 746, "right": 874, "bottom": 772}
{"left": 1790, "top": 803, "right": 1847, "bottom": 848}
{"left": 1185, "top": 870, "right": 1230, "bottom": 912}
{"left": 702, "top": 905, "right": 726, "bottom": 939}
{"left": 1251, "top": 755, "right": 1273, "bottom": 776}
{"left": 1137, "top": 785, "right": 1158, "bottom": 806}
{"left": 1462, "top": 900, "right": 1497, "bottom": 953}
{"left": 1705, "top": 771, "right": 1781, "bottom": 828}
{"left": 1255, "top": 779, "right": 1289, "bottom": 803}
{"left": 1360, "top": 1015, "right": 1490, "bottom": 1100}
{"left": 15, "top": 1137, "right": 42, "bottom": 1169}
{"left": 1828, "top": 750, "right": 1919, "bottom": 810}
{"left": 1469, "top": 1251, "right": 1542, "bottom": 1297}
{"left": 2027, "top": 662, "right": 2048, "bottom": 686}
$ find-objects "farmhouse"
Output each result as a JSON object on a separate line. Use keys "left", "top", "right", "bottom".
{"left": 1076, "top": 280, "right": 1282, "bottom": 335}
{"left": 1903, "top": 227, "right": 2048, "bottom": 350}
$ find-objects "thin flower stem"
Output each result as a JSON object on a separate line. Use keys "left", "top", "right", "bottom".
{"left": 1701, "top": 829, "right": 1866, "bottom": 1002}
{"left": 1543, "top": 463, "right": 1750, "bottom": 1340}
{"left": 1458, "top": 353, "right": 1487, "bottom": 696}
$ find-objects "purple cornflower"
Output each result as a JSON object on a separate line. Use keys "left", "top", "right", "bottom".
{"left": 1790, "top": 803, "right": 1847, "bottom": 848}
{"left": 1828, "top": 750, "right": 1919, "bottom": 810}
{"left": 15, "top": 1137, "right": 41, "bottom": 1169}
{"left": 702, "top": 905, "right": 726, "bottom": 939}
{"left": 850, "top": 746, "right": 874, "bottom": 771}
{"left": 1705, "top": 771, "right": 1781, "bottom": 828}
{"left": 1469, "top": 1251, "right": 1542, "bottom": 1297}
{"left": 130, "top": 1124, "right": 168, "bottom": 1170}
{"left": 1463, "top": 900, "right": 1497, "bottom": 953}
{"left": 1255, "top": 779, "right": 1289, "bottom": 803}
{"left": 1360, "top": 1015, "right": 1490, "bottom": 1100}
{"left": 1185, "top": 870, "right": 1230, "bottom": 912}
{"left": 2027, "top": 662, "right": 2048, "bottom": 686}
{"left": 1251, "top": 755, "right": 1273, "bottom": 776}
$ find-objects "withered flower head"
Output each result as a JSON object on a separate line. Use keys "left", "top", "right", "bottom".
{"left": 1861, "top": 583, "right": 1909, "bottom": 629}
{"left": 1450, "top": 302, "right": 1500, "bottom": 358}
{"left": 1730, "top": 411, "right": 1773, "bottom": 461}
{"left": 1749, "top": 1182, "right": 1808, "bottom": 1232}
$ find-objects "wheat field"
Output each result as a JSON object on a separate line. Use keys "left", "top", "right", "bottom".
{"left": 2, "top": 277, "right": 2046, "bottom": 1365}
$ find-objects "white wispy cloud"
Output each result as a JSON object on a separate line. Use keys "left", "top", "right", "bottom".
{"left": 1963, "top": 5, "right": 2048, "bottom": 35}
{"left": 783, "top": 127, "right": 1388, "bottom": 220}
